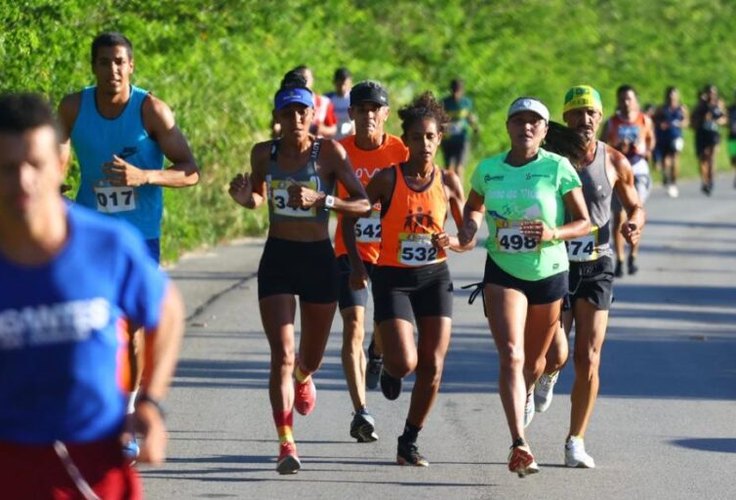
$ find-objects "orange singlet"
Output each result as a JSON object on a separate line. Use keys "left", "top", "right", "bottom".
{"left": 334, "top": 134, "right": 408, "bottom": 262}
{"left": 377, "top": 164, "right": 448, "bottom": 268}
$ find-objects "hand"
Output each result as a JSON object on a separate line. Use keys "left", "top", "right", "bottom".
{"left": 432, "top": 231, "right": 451, "bottom": 250}
{"left": 287, "top": 183, "right": 322, "bottom": 209}
{"left": 621, "top": 222, "right": 641, "bottom": 246}
{"left": 520, "top": 220, "right": 552, "bottom": 242}
{"left": 229, "top": 173, "right": 253, "bottom": 207}
{"left": 349, "top": 266, "right": 368, "bottom": 291}
{"left": 132, "top": 401, "right": 168, "bottom": 465}
{"left": 104, "top": 155, "right": 149, "bottom": 187}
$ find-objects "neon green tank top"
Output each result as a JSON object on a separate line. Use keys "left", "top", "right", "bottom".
{"left": 470, "top": 149, "right": 582, "bottom": 281}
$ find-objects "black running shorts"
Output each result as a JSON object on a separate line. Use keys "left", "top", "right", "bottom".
{"left": 337, "top": 254, "right": 375, "bottom": 310}
{"left": 258, "top": 237, "right": 338, "bottom": 303}
{"left": 372, "top": 261, "right": 453, "bottom": 323}
{"left": 482, "top": 255, "right": 567, "bottom": 305}
{"left": 567, "top": 256, "right": 614, "bottom": 310}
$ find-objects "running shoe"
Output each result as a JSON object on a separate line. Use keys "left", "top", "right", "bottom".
{"left": 523, "top": 390, "right": 534, "bottom": 428}
{"left": 564, "top": 436, "right": 596, "bottom": 468}
{"left": 366, "top": 339, "right": 383, "bottom": 390}
{"left": 294, "top": 377, "right": 316, "bottom": 416}
{"left": 614, "top": 260, "right": 624, "bottom": 278}
{"left": 350, "top": 408, "right": 378, "bottom": 443}
{"left": 396, "top": 436, "right": 429, "bottom": 467}
{"left": 667, "top": 184, "right": 679, "bottom": 198}
{"left": 701, "top": 183, "right": 712, "bottom": 196}
{"left": 627, "top": 255, "right": 639, "bottom": 275}
{"left": 508, "top": 442, "right": 539, "bottom": 477}
{"left": 380, "top": 367, "right": 402, "bottom": 400}
{"left": 534, "top": 370, "right": 559, "bottom": 413}
{"left": 276, "top": 441, "right": 301, "bottom": 474}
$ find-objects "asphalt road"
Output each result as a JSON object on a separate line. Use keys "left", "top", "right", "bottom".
{"left": 142, "top": 174, "right": 735, "bottom": 500}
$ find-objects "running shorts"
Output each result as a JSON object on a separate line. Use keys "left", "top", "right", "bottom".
{"left": 0, "top": 438, "right": 142, "bottom": 500}
{"left": 567, "top": 256, "right": 615, "bottom": 310}
{"left": 441, "top": 136, "right": 470, "bottom": 168}
{"left": 372, "top": 261, "right": 453, "bottom": 323}
{"left": 337, "top": 254, "right": 375, "bottom": 310}
{"left": 482, "top": 255, "right": 567, "bottom": 305}
{"left": 695, "top": 128, "right": 720, "bottom": 157}
{"left": 258, "top": 237, "right": 338, "bottom": 303}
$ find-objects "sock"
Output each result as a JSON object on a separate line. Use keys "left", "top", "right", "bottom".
{"left": 294, "top": 363, "right": 310, "bottom": 384}
{"left": 274, "top": 410, "right": 294, "bottom": 444}
{"left": 400, "top": 420, "right": 421, "bottom": 444}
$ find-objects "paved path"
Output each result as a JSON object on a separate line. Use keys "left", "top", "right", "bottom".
{"left": 143, "top": 175, "right": 735, "bottom": 500}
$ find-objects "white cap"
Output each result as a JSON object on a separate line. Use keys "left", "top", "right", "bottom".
{"left": 507, "top": 97, "right": 550, "bottom": 122}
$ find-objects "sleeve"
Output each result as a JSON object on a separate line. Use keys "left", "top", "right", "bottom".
{"left": 117, "top": 226, "right": 169, "bottom": 331}
{"left": 557, "top": 157, "right": 582, "bottom": 196}
{"left": 470, "top": 159, "right": 487, "bottom": 195}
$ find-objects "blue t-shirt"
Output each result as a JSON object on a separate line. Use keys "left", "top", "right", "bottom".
{"left": 0, "top": 203, "right": 168, "bottom": 444}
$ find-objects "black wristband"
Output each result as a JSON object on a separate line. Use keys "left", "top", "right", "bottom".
{"left": 136, "top": 393, "right": 166, "bottom": 419}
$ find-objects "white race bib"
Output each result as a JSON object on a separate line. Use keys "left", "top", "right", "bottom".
{"left": 94, "top": 185, "right": 136, "bottom": 213}
{"left": 566, "top": 226, "right": 599, "bottom": 262}
{"left": 398, "top": 233, "right": 440, "bottom": 266}
{"left": 355, "top": 210, "right": 381, "bottom": 243}
{"left": 269, "top": 179, "right": 317, "bottom": 218}
{"left": 495, "top": 224, "right": 539, "bottom": 253}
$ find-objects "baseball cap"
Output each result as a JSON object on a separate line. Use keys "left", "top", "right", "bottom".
{"left": 274, "top": 87, "right": 314, "bottom": 110}
{"left": 507, "top": 97, "right": 550, "bottom": 122}
{"left": 563, "top": 85, "right": 603, "bottom": 114}
{"left": 350, "top": 81, "right": 389, "bottom": 106}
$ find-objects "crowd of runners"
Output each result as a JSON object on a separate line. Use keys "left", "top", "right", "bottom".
{"left": 1, "top": 29, "right": 733, "bottom": 498}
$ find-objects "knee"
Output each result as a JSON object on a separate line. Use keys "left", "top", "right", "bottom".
{"left": 573, "top": 346, "right": 601, "bottom": 378}
{"left": 385, "top": 354, "right": 416, "bottom": 378}
{"left": 341, "top": 315, "right": 365, "bottom": 351}
{"left": 416, "top": 358, "right": 444, "bottom": 386}
{"left": 498, "top": 344, "right": 524, "bottom": 372}
{"left": 272, "top": 348, "right": 296, "bottom": 372}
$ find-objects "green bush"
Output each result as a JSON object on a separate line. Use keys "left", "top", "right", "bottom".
{"left": 2, "top": 0, "right": 735, "bottom": 262}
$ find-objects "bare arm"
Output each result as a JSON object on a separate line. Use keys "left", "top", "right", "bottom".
{"left": 556, "top": 187, "right": 591, "bottom": 240}
{"left": 457, "top": 188, "right": 485, "bottom": 249}
{"left": 287, "top": 140, "right": 370, "bottom": 216}
{"left": 609, "top": 147, "right": 645, "bottom": 245}
{"left": 135, "top": 283, "right": 185, "bottom": 464}
{"left": 229, "top": 142, "right": 269, "bottom": 209}
{"left": 57, "top": 92, "right": 81, "bottom": 179}
{"left": 439, "top": 170, "right": 469, "bottom": 252}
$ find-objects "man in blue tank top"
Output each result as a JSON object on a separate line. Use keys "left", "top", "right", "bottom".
{"left": 0, "top": 92, "right": 184, "bottom": 499}
{"left": 57, "top": 31, "right": 199, "bottom": 436}
{"left": 58, "top": 31, "right": 200, "bottom": 263}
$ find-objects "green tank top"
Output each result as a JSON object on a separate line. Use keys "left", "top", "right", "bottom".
{"left": 470, "top": 149, "right": 582, "bottom": 281}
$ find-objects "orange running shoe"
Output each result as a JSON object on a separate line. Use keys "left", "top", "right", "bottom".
{"left": 508, "top": 442, "right": 539, "bottom": 478}
{"left": 294, "top": 377, "right": 316, "bottom": 416}
{"left": 276, "top": 442, "right": 301, "bottom": 474}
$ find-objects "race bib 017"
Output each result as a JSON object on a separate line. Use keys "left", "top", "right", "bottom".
{"left": 94, "top": 185, "right": 136, "bottom": 213}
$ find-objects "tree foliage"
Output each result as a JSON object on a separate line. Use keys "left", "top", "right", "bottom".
{"left": 2, "top": 0, "right": 734, "bottom": 261}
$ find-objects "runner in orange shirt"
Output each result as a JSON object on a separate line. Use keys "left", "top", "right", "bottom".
{"left": 334, "top": 81, "right": 408, "bottom": 443}
{"left": 344, "top": 91, "right": 467, "bottom": 466}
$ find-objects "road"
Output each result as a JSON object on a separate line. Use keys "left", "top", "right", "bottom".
{"left": 142, "top": 174, "right": 735, "bottom": 500}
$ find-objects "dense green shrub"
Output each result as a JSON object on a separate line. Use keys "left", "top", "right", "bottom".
{"left": 2, "top": 0, "right": 734, "bottom": 261}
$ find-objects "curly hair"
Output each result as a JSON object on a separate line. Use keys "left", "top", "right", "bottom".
{"left": 398, "top": 91, "right": 449, "bottom": 135}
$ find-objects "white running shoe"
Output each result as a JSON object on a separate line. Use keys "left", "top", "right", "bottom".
{"left": 523, "top": 390, "right": 534, "bottom": 428}
{"left": 667, "top": 184, "right": 679, "bottom": 198}
{"left": 534, "top": 371, "right": 559, "bottom": 413}
{"left": 565, "top": 436, "right": 596, "bottom": 468}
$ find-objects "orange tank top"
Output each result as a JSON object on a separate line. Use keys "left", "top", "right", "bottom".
{"left": 334, "top": 134, "right": 409, "bottom": 262}
{"left": 377, "top": 164, "right": 448, "bottom": 268}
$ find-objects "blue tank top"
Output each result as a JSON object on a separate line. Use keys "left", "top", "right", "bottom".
{"left": 72, "top": 85, "right": 165, "bottom": 239}
{"left": 266, "top": 139, "right": 334, "bottom": 224}
{"left": 659, "top": 105, "right": 685, "bottom": 140}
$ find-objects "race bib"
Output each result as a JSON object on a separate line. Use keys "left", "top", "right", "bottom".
{"left": 355, "top": 209, "right": 381, "bottom": 243}
{"left": 566, "top": 226, "right": 599, "bottom": 262}
{"left": 398, "top": 233, "right": 440, "bottom": 266}
{"left": 495, "top": 223, "right": 539, "bottom": 253}
{"left": 269, "top": 179, "right": 317, "bottom": 218}
{"left": 94, "top": 185, "right": 136, "bottom": 213}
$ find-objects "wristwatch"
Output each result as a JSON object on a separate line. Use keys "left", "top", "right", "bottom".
{"left": 324, "top": 194, "right": 336, "bottom": 209}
